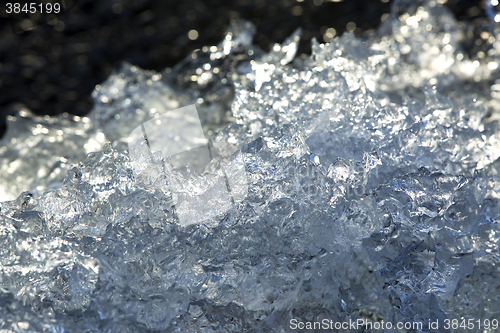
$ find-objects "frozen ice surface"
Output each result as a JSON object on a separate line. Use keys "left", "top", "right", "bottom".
{"left": 2, "top": 0, "right": 500, "bottom": 331}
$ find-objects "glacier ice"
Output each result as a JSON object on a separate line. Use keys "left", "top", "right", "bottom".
{"left": 1, "top": 0, "right": 500, "bottom": 331}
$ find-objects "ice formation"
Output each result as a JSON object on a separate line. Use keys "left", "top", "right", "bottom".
{"left": 1, "top": 0, "right": 500, "bottom": 331}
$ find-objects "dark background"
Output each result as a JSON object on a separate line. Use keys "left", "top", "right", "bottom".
{"left": 0, "top": 0, "right": 488, "bottom": 138}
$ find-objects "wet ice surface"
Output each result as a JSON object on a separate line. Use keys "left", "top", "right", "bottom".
{"left": 2, "top": 1, "right": 500, "bottom": 332}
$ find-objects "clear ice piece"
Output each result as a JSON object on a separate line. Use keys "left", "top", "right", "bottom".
{"left": 127, "top": 105, "right": 248, "bottom": 226}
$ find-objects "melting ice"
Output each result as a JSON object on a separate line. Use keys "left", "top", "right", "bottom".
{"left": 1, "top": 0, "right": 500, "bottom": 331}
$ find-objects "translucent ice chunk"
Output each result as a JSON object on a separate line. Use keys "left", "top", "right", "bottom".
{"left": 127, "top": 105, "right": 248, "bottom": 226}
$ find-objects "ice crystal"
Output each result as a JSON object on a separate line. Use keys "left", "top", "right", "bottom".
{"left": 1, "top": 0, "right": 500, "bottom": 332}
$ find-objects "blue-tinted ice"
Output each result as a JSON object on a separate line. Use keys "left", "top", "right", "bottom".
{"left": 1, "top": 0, "right": 500, "bottom": 331}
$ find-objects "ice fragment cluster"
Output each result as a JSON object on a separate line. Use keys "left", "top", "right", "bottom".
{"left": 1, "top": 1, "right": 500, "bottom": 332}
